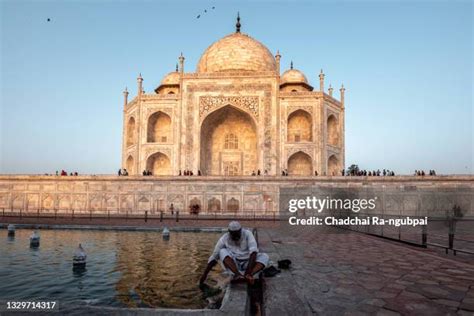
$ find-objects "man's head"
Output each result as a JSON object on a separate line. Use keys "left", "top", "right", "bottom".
{"left": 228, "top": 221, "right": 242, "bottom": 241}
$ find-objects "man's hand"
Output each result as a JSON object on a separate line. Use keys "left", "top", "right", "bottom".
{"left": 200, "top": 259, "right": 217, "bottom": 286}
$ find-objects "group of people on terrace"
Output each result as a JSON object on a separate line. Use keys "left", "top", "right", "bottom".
{"left": 179, "top": 170, "right": 202, "bottom": 176}
{"left": 55, "top": 170, "right": 79, "bottom": 176}
{"left": 414, "top": 170, "right": 437, "bottom": 176}
{"left": 113, "top": 166, "right": 441, "bottom": 177}
{"left": 117, "top": 169, "right": 129, "bottom": 176}
{"left": 343, "top": 169, "right": 396, "bottom": 177}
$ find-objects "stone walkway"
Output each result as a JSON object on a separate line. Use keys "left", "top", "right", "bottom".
{"left": 259, "top": 225, "right": 474, "bottom": 315}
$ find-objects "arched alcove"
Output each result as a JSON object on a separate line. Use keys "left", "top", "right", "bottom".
{"left": 200, "top": 105, "right": 257, "bottom": 176}
{"left": 126, "top": 117, "right": 136, "bottom": 147}
{"left": 287, "top": 110, "right": 312, "bottom": 142}
{"left": 147, "top": 112, "right": 171, "bottom": 143}
{"left": 208, "top": 198, "right": 221, "bottom": 212}
{"left": 146, "top": 152, "right": 171, "bottom": 175}
{"left": 288, "top": 151, "right": 312, "bottom": 176}
{"left": 189, "top": 197, "right": 201, "bottom": 214}
{"left": 125, "top": 155, "right": 134, "bottom": 174}
{"left": 328, "top": 154, "right": 339, "bottom": 176}
{"left": 227, "top": 198, "right": 239, "bottom": 213}
{"left": 327, "top": 115, "right": 339, "bottom": 146}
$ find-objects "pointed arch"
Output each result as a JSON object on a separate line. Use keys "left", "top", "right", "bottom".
{"left": 126, "top": 117, "right": 136, "bottom": 147}
{"left": 327, "top": 115, "right": 339, "bottom": 146}
{"left": 208, "top": 198, "right": 221, "bottom": 212}
{"left": 146, "top": 152, "right": 171, "bottom": 175}
{"left": 125, "top": 155, "right": 134, "bottom": 175}
{"left": 200, "top": 105, "right": 257, "bottom": 176}
{"left": 288, "top": 110, "right": 312, "bottom": 142}
{"left": 288, "top": 151, "right": 312, "bottom": 176}
{"left": 189, "top": 197, "right": 201, "bottom": 214}
{"left": 328, "top": 154, "right": 339, "bottom": 176}
{"left": 227, "top": 198, "right": 239, "bottom": 213}
{"left": 147, "top": 111, "right": 171, "bottom": 143}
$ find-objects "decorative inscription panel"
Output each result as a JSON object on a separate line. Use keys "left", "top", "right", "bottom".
{"left": 287, "top": 147, "right": 314, "bottom": 159}
{"left": 145, "top": 107, "right": 173, "bottom": 119}
{"left": 288, "top": 105, "right": 313, "bottom": 116}
{"left": 200, "top": 96, "right": 259, "bottom": 119}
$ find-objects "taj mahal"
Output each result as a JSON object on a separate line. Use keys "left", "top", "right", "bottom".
{"left": 121, "top": 15, "right": 345, "bottom": 177}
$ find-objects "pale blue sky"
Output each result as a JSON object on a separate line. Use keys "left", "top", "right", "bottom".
{"left": 0, "top": 0, "right": 472, "bottom": 175}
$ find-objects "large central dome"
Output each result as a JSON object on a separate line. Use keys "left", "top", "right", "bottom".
{"left": 196, "top": 32, "right": 276, "bottom": 73}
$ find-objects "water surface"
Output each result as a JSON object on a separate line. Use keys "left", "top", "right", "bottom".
{"left": 0, "top": 229, "right": 222, "bottom": 309}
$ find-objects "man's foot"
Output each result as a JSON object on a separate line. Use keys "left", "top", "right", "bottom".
{"left": 231, "top": 274, "right": 246, "bottom": 284}
{"left": 245, "top": 274, "right": 255, "bottom": 285}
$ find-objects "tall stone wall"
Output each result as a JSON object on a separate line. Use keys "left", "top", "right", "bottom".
{"left": 279, "top": 177, "right": 474, "bottom": 219}
{"left": 0, "top": 176, "right": 472, "bottom": 218}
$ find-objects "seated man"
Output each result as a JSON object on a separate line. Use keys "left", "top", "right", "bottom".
{"left": 200, "top": 221, "right": 269, "bottom": 285}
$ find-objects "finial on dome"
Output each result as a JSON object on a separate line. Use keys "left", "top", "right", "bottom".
{"left": 290, "top": 61, "right": 293, "bottom": 70}
{"left": 236, "top": 12, "right": 241, "bottom": 33}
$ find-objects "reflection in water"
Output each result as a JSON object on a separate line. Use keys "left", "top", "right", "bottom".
{"left": 114, "top": 231, "right": 223, "bottom": 308}
{"left": 72, "top": 266, "right": 87, "bottom": 277}
{"left": 0, "top": 229, "right": 222, "bottom": 309}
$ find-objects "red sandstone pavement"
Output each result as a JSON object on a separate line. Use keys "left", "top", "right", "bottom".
{"left": 259, "top": 225, "right": 474, "bottom": 315}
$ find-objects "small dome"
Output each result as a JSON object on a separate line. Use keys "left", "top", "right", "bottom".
{"left": 155, "top": 71, "right": 180, "bottom": 94}
{"left": 161, "top": 71, "right": 180, "bottom": 85}
{"left": 197, "top": 32, "right": 276, "bottom": 73}
{"left": 281, "top": 68, "right": 308, "bottom": 85}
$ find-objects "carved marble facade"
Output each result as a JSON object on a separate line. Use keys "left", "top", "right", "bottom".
{"left": 122, "top": 23, "right": 345, "bottom": 176}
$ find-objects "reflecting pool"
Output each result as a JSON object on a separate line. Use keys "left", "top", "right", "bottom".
{"left": 0, "top": 229, "right": 223, "bottom": 309}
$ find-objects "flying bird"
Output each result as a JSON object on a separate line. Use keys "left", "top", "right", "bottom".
{"left": 197, "top": 14, "right": 200, "bottom": 19}
{"left": 212, "top": 6, "right": 215, "bottom": 9}
{"left": 204, "top": 9, "right": 207, "bottom": 13}
{"left": 47, "top": 18, "right": 51, "bottom": 22}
